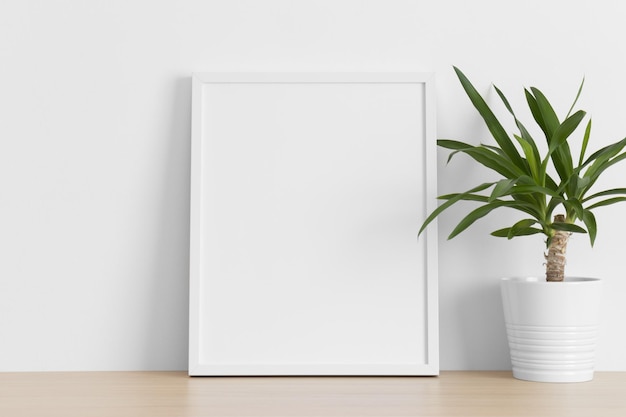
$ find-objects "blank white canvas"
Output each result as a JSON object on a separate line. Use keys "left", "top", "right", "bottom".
{"left": 189, "top": 73, "right": 438, "bottom": 375}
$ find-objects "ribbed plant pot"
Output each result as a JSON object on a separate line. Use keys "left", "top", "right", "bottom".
{"left": 500, "top": 277, "right": 603, "bottom": 383}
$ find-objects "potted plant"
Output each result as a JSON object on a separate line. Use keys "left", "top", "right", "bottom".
{"left": 419, "top": 67, "right": 626, "bottom": 382}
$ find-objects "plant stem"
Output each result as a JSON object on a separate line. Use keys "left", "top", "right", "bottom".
{"left": 545, "top": 214, "right": 570, "bottom": 282}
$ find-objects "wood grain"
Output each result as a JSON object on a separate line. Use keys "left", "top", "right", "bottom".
{"left": 0, "top": 371, "right": 624, "bottom": 416}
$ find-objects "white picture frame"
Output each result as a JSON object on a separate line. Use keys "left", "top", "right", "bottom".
{"left": 189, "top": 72, "right": 439, "bottom": 376}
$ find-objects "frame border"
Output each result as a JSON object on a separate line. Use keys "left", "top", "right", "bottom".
{"left": 189, "top": 72, "right": 439, "bottom": 376}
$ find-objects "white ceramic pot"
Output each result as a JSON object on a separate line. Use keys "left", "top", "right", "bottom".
{"left": 500, "top": 277, "right": 603, "bottom": 383}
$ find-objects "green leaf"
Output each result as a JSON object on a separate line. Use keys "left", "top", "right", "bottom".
{"left": 581, "top": 137, "right": 626, "bottom": 171}
{"left": 437, "top": 139, "right": 474, "bottom": 151}
{"left": 566, "top": 198, "right": 584, "bottom": 220}
{"left": 491, "top": 226, "right": 544, "bottom": 239}
{"left": 546, "top": 195, "right": 567, "bottom": 221}
{"left": 551, "top": 222, "right": 587, "bottom": 233}
{"left": 508, "top": 218, "right": 538, "bottom": 239}
{"left": 490, "top": 179, "right": 516, "bottom": 202}
{"left": 440, "top": 142, "right": 524, "bottom": 179}
{"left": 586, "top": 196, "right": 626, "bottom": 210}
{"left": 549, "top": 111, "right": 586, "bottom": 186}
{"left": 583, "top": 188, "right": 626, "bottom": 202}
{"left": 490, "top": 228, "right": 510, "bottom": 237}
{"left": 418, "top": 182, "right": 496, "bottom": 235}
{"left": 448, "top": 200, "right": 533, "bottom": 239}
{"left": 438, "top": 193, "right": 489, "bottom": 203}
{"left": 493, "top": 84, "right": 515, "bottom": 115}
{"left": 544, "top": 174, "right": 560, "bottom": 191}
{"left": 582, "top": 210, "right": 597, "bottom": 246}
{"left": 574, "top": 176, "right": 592, "bottom": 197}
{"left": 549, "top": 146, "right": 573, "bottom": 184}
{"left": 562, "top": 137, "right": 626, "bottom": 199}
{"left": 525, "top": 89, "right": 548, "bottom": 138}
{"left": 578, "top": 119, "right": 592, "bottom": 167}
{"left": 549, "top": 110, "right": 586, "bottom": 154}
{"left": 529, "top": 87, "right": 560, "bottom": 140}
{"left": 567, "top": 175, "right": 579, "bottom": 198}
{"left": 505, "top": 196, "right": 545, "bottom": 219}
{"left": 494, "top": 85, "right": 540, "bottom": 178}
{"left": 510, "top": 228, "right": 545, "bottom": 238}
{"left": 453, "top": 67, "right": 526, "bottom": 171}
{"left": 550, "top": 110, "right": 586, "bottom": 179}
{"left": 565, "top": 77, "right": 585, "bottom": 119}
{"left": 514, "top": 134, "right": 541, "bottom": 182}
{"left": 507, "top": 184, "right": 561, "bottom": 199}
{"left": 584, "top": 152, "right": 626, "bottom": 188}
{"left": 481, "top": 144, "right": 507, "bottom": 157}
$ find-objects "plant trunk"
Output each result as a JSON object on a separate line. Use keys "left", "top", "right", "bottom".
{"left": 545, "top": 214, "right": 570, "bottom": 282}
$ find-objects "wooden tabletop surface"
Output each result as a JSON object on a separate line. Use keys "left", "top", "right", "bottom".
{"left": 1, "top": 371, "right": 624, "bottom": 416}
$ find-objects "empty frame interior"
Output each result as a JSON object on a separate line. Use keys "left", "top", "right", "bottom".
{"left": 189, "top": 73, "right": 438, "bottom": 375}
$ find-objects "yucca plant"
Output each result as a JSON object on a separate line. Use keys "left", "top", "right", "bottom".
{"left": 419, "top": 67, "right": 626, "bottom": 282}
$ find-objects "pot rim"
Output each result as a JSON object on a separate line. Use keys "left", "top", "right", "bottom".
{"left": 501, "top": 276, "right": 601, "bottom": 284}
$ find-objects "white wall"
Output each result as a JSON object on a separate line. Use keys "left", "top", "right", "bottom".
{"left": 2, "top": 0, "right": 626, "bottom": 371}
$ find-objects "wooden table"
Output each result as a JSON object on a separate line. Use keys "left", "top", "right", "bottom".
{"left": 1, "top": 371, "right": 624, "bottom": 416}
